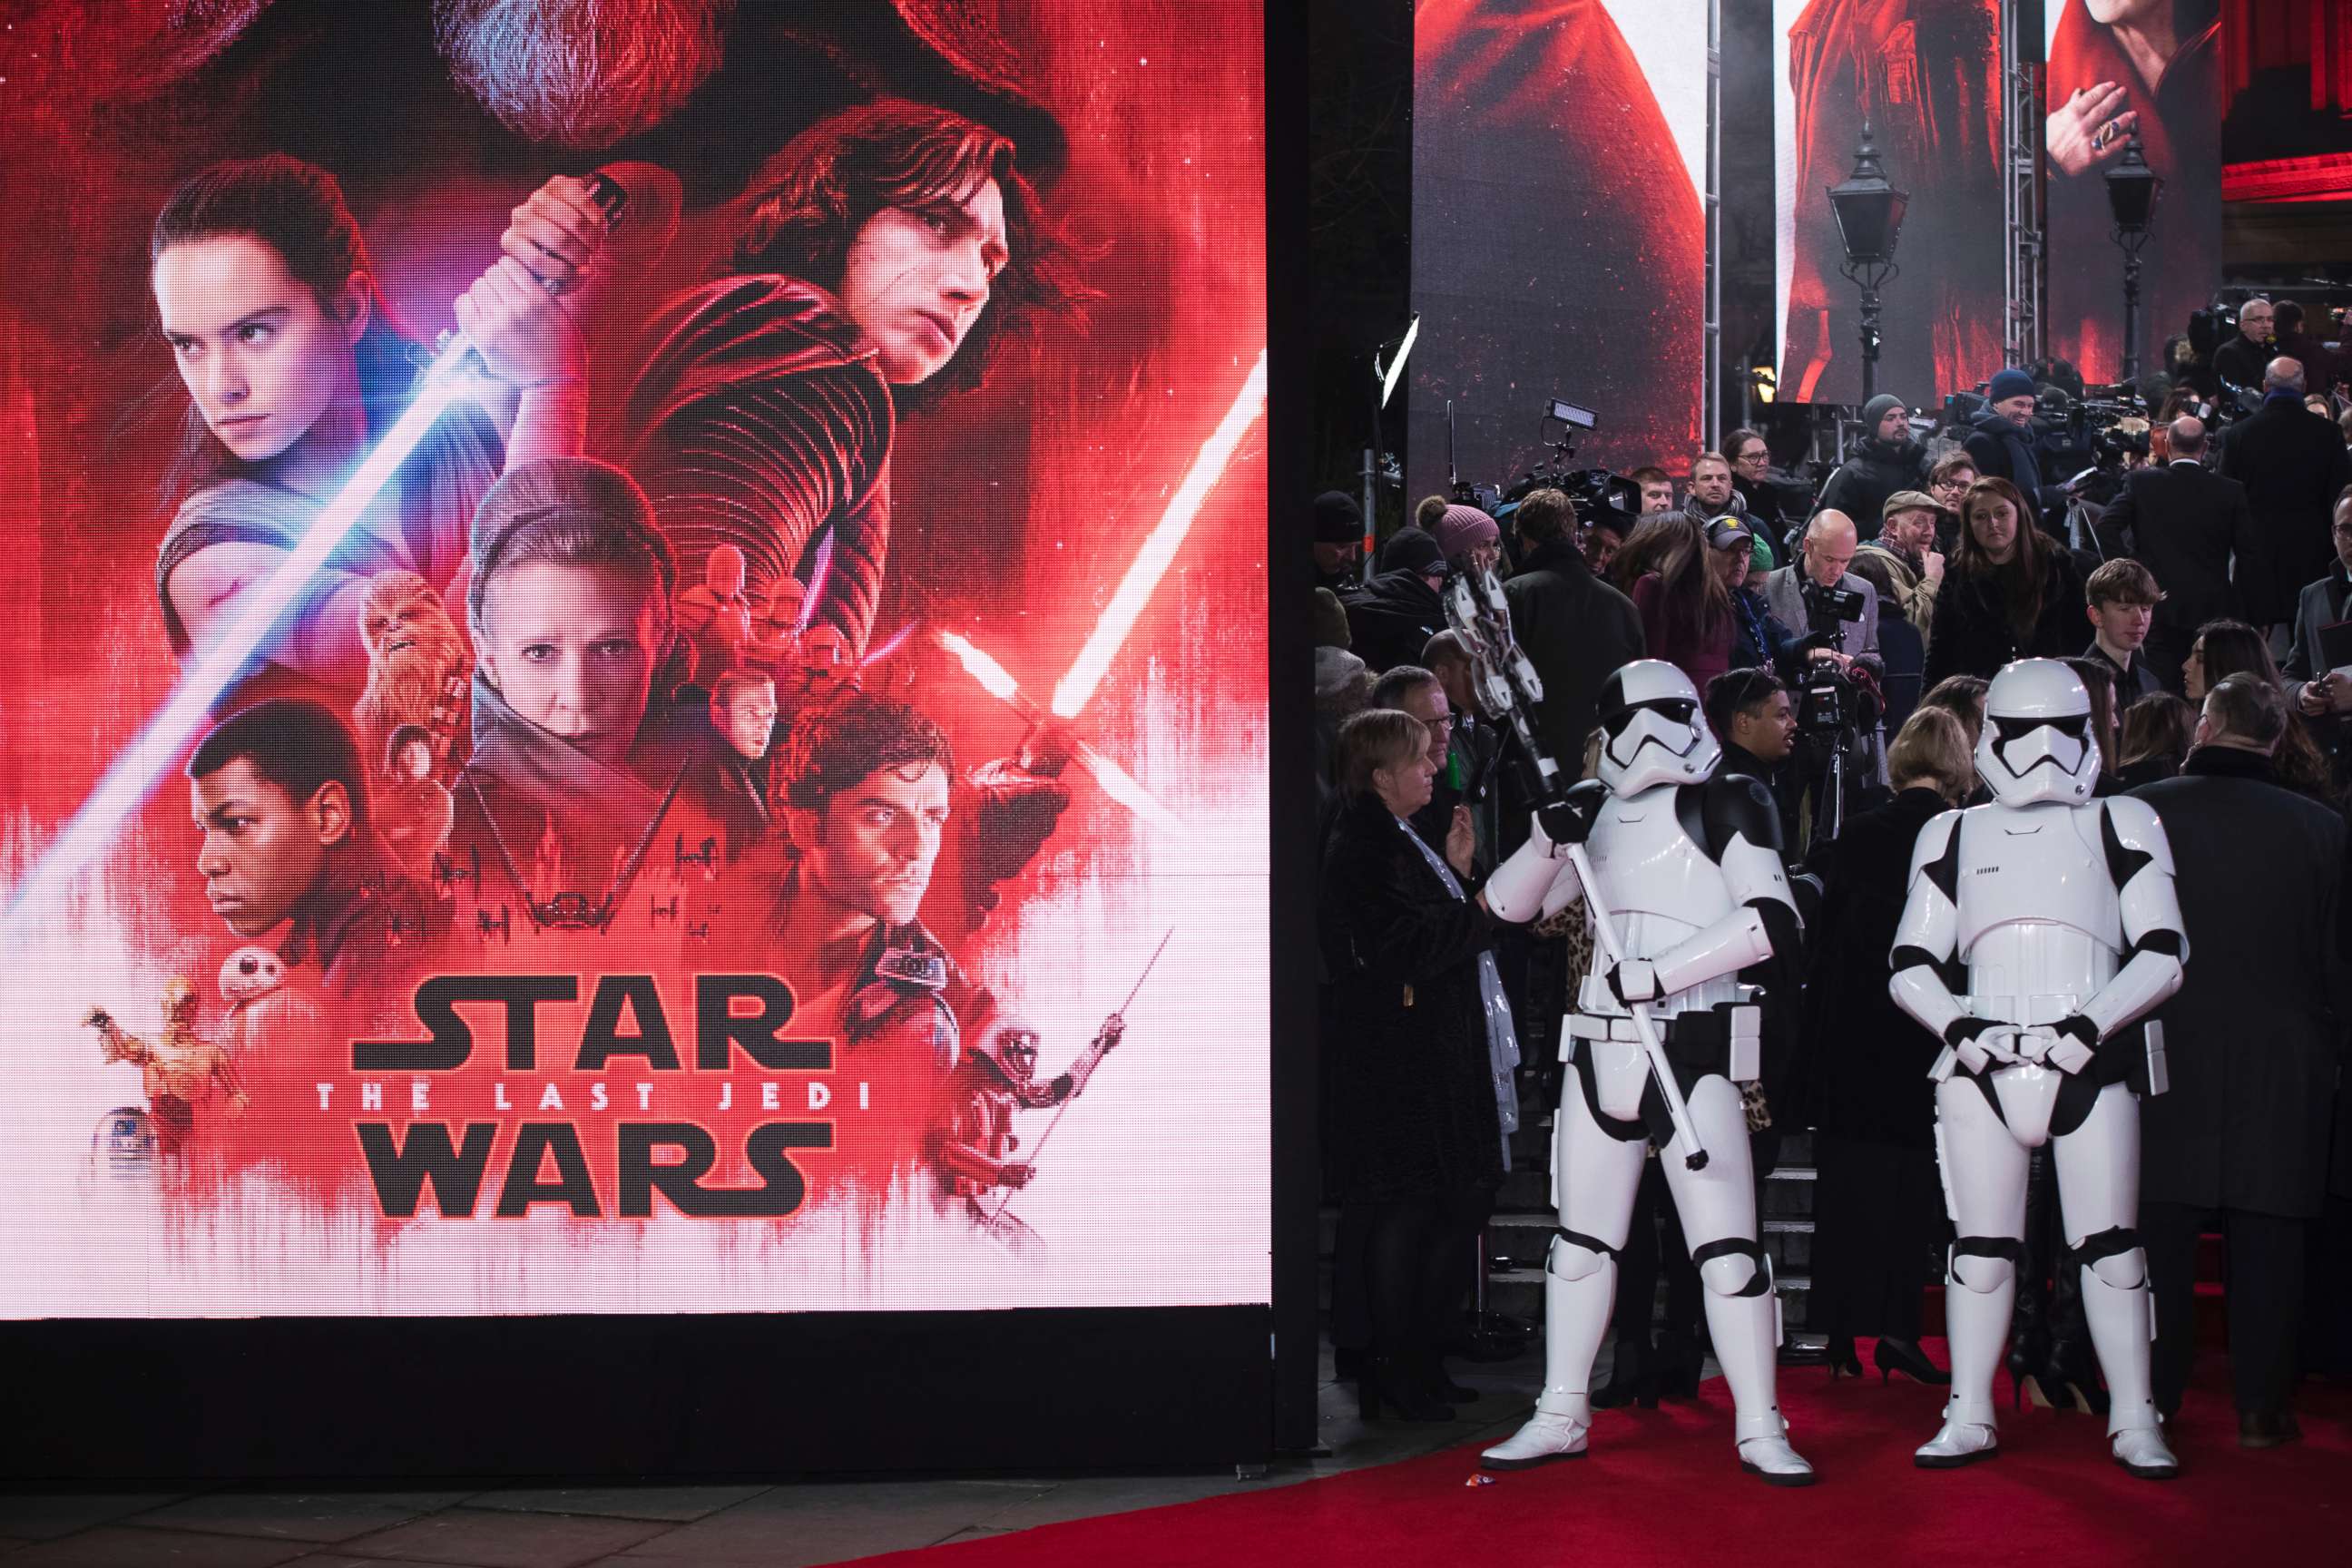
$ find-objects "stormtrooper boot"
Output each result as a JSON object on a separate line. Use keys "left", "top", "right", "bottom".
{"left": 1481, "top": 1255, "right": 1610, "bottom": 1471}
{"left": 2080, "top": 1251, "right": 2179, "bottom": 1480}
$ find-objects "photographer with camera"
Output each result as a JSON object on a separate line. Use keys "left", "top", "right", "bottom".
{"left": 1759, "top": 511, "right": 1887, "bottom": 844}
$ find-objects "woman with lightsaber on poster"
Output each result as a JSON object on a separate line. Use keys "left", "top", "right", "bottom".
{"left": 149, "top": 153, "right": 618, "bottom": 708}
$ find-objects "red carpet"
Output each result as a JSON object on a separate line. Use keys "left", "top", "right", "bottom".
{"left": 858, "top": 1345, "right": 2348, "bottom": 1567}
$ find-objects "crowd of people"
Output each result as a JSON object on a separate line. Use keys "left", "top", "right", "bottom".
{"left": 1308, "top": 318, "right": 2352, "bottom": 1469}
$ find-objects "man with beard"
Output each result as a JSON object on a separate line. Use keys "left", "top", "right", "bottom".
{"left": 1818, "top": 397, "right": 1926, "bottom": 543}
{"left": 354, "top": 571, "right": 472, "bottom": 779}
{"left": 603, "top": 97, "right": 1092, "bottom": 658}
{"left": 1314, "top": 491, "right": 1366, "bottom": 593}
{"left": 767, "top": 690, "right": 992, "bottom": 1149}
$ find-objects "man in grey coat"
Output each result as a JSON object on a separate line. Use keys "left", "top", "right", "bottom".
{"left": 2132, "top": 674, "right": 2348, "bottom": 1447}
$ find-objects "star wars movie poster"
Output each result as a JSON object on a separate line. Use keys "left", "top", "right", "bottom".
{"left": 1409, "top": 0, "right": 1708, "bottom": 489}
{"left": 0, "top": 2, "right": 1269, "bottom": 1318}
{"left": 2044, "top": 0, "right": 2221, "bottom": 383}
{"left": 1775, "top": 0, "right": 2006, "bottom": 407}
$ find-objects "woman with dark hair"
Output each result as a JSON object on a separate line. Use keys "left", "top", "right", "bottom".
{"left": 151, "top": 154, "right": 600, "bottom": 701}
{"left": 1806, "top": 706, "right": 1978, "bottom": 1386}
{"left": 448, "top": 457, "right": 710, "bottom": 927}
{"left": 615, "top": 98, "right": 1094, "bottom": 658}
{"left": 1725, "top": 427, "right": 1788, "bottom": 564}
{"left": 2181, "top": 619, "right": 2337, "bottom": 799}
{"left": 1626, "top": 514, "right": 1740, "bottom": 694}
{"left": 1320, "top": 708, "right": 1506, "bottom": 1421}
{"left": 1922, "top": 477, "right": 2091, "bottom": 687}
{"left": 2113, "top": 691, "right": 2197, "bottom": 789}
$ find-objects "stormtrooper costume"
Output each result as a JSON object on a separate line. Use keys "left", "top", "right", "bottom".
{"left": 1888, "top": 659, "right": 2186, "bottom": 1478}
{"left": 1478, "top": 660, "right": 1814, "bottom": 1485}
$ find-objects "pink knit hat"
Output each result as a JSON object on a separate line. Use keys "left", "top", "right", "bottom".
{"left": 1434, "top": 503, "right": 1501, "bottom": 563}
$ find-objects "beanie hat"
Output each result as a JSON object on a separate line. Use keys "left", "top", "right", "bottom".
{"left": 1313, "top": 490, "right": 1365, "bottom": 544}
{"left": 1987, "top": 368, "right": 2037, "bottom": 403}
{"left": 1380, "top": 527, "right": 1446, "bottom": 580}
{"left": 1433, "top": 503, "right": 1501, "bottom": 564}
{"left": 1860, "top": 393, "right": 1906, "bottom": 432}
{"left": 1312, "top": 587, "right": 1352, "bottom": 650}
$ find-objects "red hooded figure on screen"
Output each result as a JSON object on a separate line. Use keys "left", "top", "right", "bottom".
{"left": 2044, "top": 0, "right": 2221, "bottom": 381}
{"left": 1780, "top": 0, "right": 2004, "bottom": 406}
{"left": 608, "top": 98, "right": 1092, "bottom": 660}
{"left": 1413, "top": 0, "right": 1705, "bottom": 471}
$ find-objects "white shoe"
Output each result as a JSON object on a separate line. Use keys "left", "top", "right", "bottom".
{"left": 1480, "top": 1409, "right": 1590, "bottom": 1471}
{"left": 1915, "top": 1419, "right": 2001, "bottom": 1469}
{"left": 2112, "top": 1424, "right": 2180, "bottom": 1480}
{"left": 1736, "top": 1432, "right": 1817, "bottom": 1486}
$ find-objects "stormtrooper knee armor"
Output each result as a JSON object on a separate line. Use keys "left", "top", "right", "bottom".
{"left": 1889, "top": 660, "right": 2187, "bottom": 1480}
{"left": 1478, "top": 661, "right": 1814, "bottom": 1485}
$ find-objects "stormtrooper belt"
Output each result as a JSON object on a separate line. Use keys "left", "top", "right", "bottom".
{"left": 1957, "top": 993, "right": 2082, "bottom": 1029}
{"left": 1566, "top": 1002, "right": 1761, "bottom": 1073}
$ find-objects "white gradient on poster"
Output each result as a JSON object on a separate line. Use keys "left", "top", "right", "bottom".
{"left": 1606, "top": 0, "right": 1708, "bottom": 207}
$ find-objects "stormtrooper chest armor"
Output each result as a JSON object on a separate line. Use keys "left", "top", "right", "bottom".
{"left": 1577, "top": 786, "right": 1740, "bottom": 1019}
{"left": 1954, "top": 802, "right": 2123, "bottom": 1022}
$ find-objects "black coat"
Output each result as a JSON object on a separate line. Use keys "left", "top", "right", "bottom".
{"left": 1961, "top": 408, "right": 2057, "bottom": 532}
{"left": 1802, "top": 788, "right": 1950, "bottom": 1150}
{"left": 1502, "top": 536, "right": 1646, "bottom": 770}
{"left": 2211, "top": 331, "right": 2269, "bottom": 394}
{"left": 1341, "top": 568, "right": 1447, "bottom": 674}
{"left": 2091, "top": 459, "right": 2247, "bottom": 662}
{"left": 2133, "top": 749, "right": 2349, "bottom": 1219}
{"left": 1920, "top": 546, "right": 2089, "bottom": 688}
{"left": 2218, "top": 394, "right": 2352, "bottom": 625}
{"left": 1818, "top": 436, "right": 1924, "bottom": 541}
{"left": 1318, "top": 793, "right": 1506, "bottom": 1200}
{"left": 2279, "top": 561, "right": 2352, "bottom": 773}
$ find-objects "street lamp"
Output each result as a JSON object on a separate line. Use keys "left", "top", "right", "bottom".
{"left": 1828, "top": 122, "right": 1909, "bottom": 406}
{"left": 2104, "top": 131, "right": 2161, "bottom": 383}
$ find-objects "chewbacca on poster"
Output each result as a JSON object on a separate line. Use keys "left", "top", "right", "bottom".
{"left": 353, "top": 570, "right": 472, "bottom": 777}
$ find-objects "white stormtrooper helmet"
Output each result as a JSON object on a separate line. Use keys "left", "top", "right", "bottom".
{"left": 219, "top": 946, "right": 287, "bottom": 1006}
{"left": 1594, "top": 659, "right": 1721, "bottom": 796}
{"left": 1978, "top": 658, "right": 2102, "bottom": 806}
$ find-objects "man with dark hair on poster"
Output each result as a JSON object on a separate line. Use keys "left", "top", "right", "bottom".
{"left": 608, "top": 97, "right": 1093, "bottom": 660}
{"left": 694, "top": 668, "right": 780, "bottom": 861}
{"left": 187, "top": 699, "right": 431, "bottom": 997}
{"left": 768, "top": 689, "right": 984, "bottom": 1063}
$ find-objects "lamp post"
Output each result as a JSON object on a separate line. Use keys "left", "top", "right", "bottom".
{"left": 2104, "top": 132, "right": 2161, "bottom": 384}
{"left": 1828, "top": 122, "right": 1909, "bottom": 407}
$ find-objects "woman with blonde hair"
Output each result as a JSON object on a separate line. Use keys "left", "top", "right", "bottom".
{"left": 1320, "top": 708, "right": 1507, "bottom": 1421}
{"left": 1804, "top": 705, "right": 1978, "bottom": 1385}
